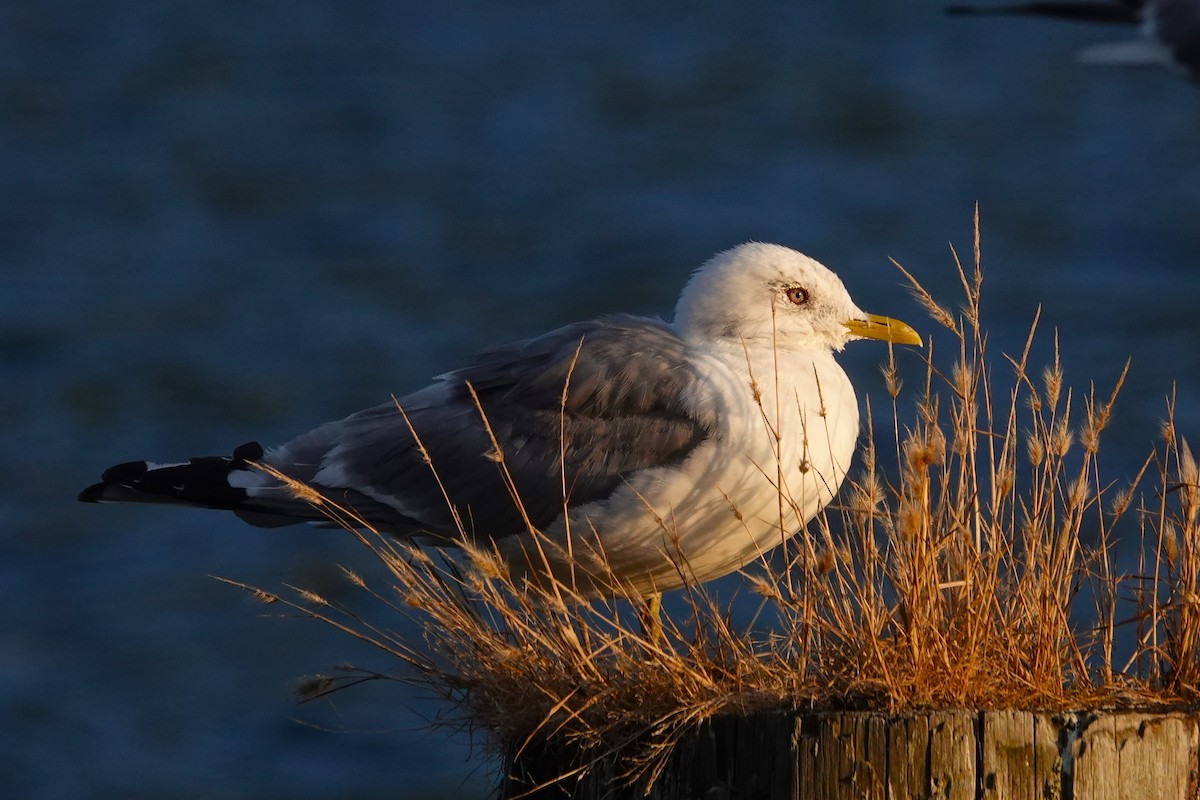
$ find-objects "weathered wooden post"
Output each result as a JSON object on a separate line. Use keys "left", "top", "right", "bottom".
{"left": 504, "top": 710, "right": 1200, "bottom": 799}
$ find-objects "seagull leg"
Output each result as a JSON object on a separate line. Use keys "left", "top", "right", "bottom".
{"left": 638, "top": 592, "right": 663, "bottom": 644}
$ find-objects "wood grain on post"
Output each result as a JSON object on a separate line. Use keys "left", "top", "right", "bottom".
{"left": 505, "top": 710, "right": 1200, "bottom": 799}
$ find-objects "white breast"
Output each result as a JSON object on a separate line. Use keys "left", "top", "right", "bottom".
{"left": 499, "top": 339, "right": 861, "bottom": 595}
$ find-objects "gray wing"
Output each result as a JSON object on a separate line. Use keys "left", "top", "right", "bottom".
{"left": 266, "top": 315, "right": 717, "bottom": 540}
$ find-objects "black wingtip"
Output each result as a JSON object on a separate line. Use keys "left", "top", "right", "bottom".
{"left": 81, "top": 460, "right": 150, "bottom": 502}
{"left": 232, "top": 441, "right": 264, "bottom": 463}
{"left": 78, "top": 482, "right": 108, "bottom": 503}
{"left": 100, "top": 460, "right": 150, "bottom": 483}
{"left": 78, "top": 447, "right": 263, "bottom": 510}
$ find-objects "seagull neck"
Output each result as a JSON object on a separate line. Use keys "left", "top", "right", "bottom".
{"left": 675, "top": 320, "right": 792, "bottom": 349}
{"left": 685, "top": 336, "right": 828, "bottom": 374}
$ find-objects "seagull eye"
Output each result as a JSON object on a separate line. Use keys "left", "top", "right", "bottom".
{"left": 784, "top": 286, "right": 810, "bottom": 306}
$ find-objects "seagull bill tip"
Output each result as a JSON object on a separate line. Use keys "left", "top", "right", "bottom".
{"left": 843, "top": 314, "right": 923, "bottom": 347}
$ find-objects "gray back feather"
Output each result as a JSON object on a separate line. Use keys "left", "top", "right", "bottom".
{"left": 269, "top": 315, "right": 716, "bottom": 540}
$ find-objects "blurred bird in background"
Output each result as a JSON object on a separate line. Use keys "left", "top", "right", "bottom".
{"left": 947, "top": 1, "right": 1200, "bottom": 81}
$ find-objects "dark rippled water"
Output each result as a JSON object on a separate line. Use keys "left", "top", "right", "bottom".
{"left": 3, "top": 1, "right": 1198, "bottom": 797}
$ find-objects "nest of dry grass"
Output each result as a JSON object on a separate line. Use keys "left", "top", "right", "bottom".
{"left": 226, "top": 212, "right": 1200, "bottom": 792}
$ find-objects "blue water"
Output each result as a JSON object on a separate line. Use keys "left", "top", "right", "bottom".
{"left": 3, "top": 1, "right": 1198, "bottom": 797}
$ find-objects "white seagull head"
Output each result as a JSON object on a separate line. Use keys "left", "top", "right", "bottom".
{"left": 673, "top": 242, "right": 922, "bottom": 352}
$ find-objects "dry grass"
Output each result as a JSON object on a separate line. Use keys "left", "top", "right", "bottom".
{"left": 226, "top": 212, "right": 1200, "bottom": 792}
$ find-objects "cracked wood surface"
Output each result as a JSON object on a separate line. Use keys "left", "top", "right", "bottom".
{"left": 506, "top": 710, "right": 1200, "bottom": 799}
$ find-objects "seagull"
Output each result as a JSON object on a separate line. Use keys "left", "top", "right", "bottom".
{"left": 80, "top": 244, "right": 921, "bottom": 601}
{"left": 946, "top": 1, "right": 1200, "bottom": 82}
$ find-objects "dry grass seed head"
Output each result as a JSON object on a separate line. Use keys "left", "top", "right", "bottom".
{"left": 902, "top": 426, "right": 945, "bottom": 475}
{"left": 881, "top": 354, "right": 903, "bottom": 399}
{"left": 891, "top": 256, "right": 957, "bottom": 333}
{"left": 1163, "top": 521, "right": 1180, "bottom": 568}
{"left": 1042, "top": 363, "right": 1062, "bottom": 410}
{"left": 1026, "top": 389, "right": 1043, "bottom": 415}
{"left": 951, "top": 361, "right": 974, "bottom": 400}
{"left": 462, "top": 540, "right": 510, "bottom": 581}
{"left": 850, "top": 472, "right": 886, "bottom": 519}
{"left": 1079, "top": 418, "right": 1100, "bottom": 455}
{"left": 293, "top": 587, "right": 329, "bottom": 606}
{"left": 1026, "top": 432, "right": 1045, "bottom": 467}
{"left": 1109, "top": 485, "right": 1133, "bottom": 518}
{"left": 1179, "top": 439, "right": 1198, "bottom": 484}
{"left": 1065, "top": 479, "right": 1091, "bottom": 511}
{"left": 252, "top": 587, "right": 280, "bottom": 604}
{"left": 1052, "top": 419, "right": 1074, "bottom": 458}
{"left": 1177, "top": 439, "right": 1200, "bottom": 522}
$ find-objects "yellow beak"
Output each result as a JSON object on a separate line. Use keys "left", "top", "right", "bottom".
{"left": 842, "top": 314, "right": 923, "bottom": 347}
